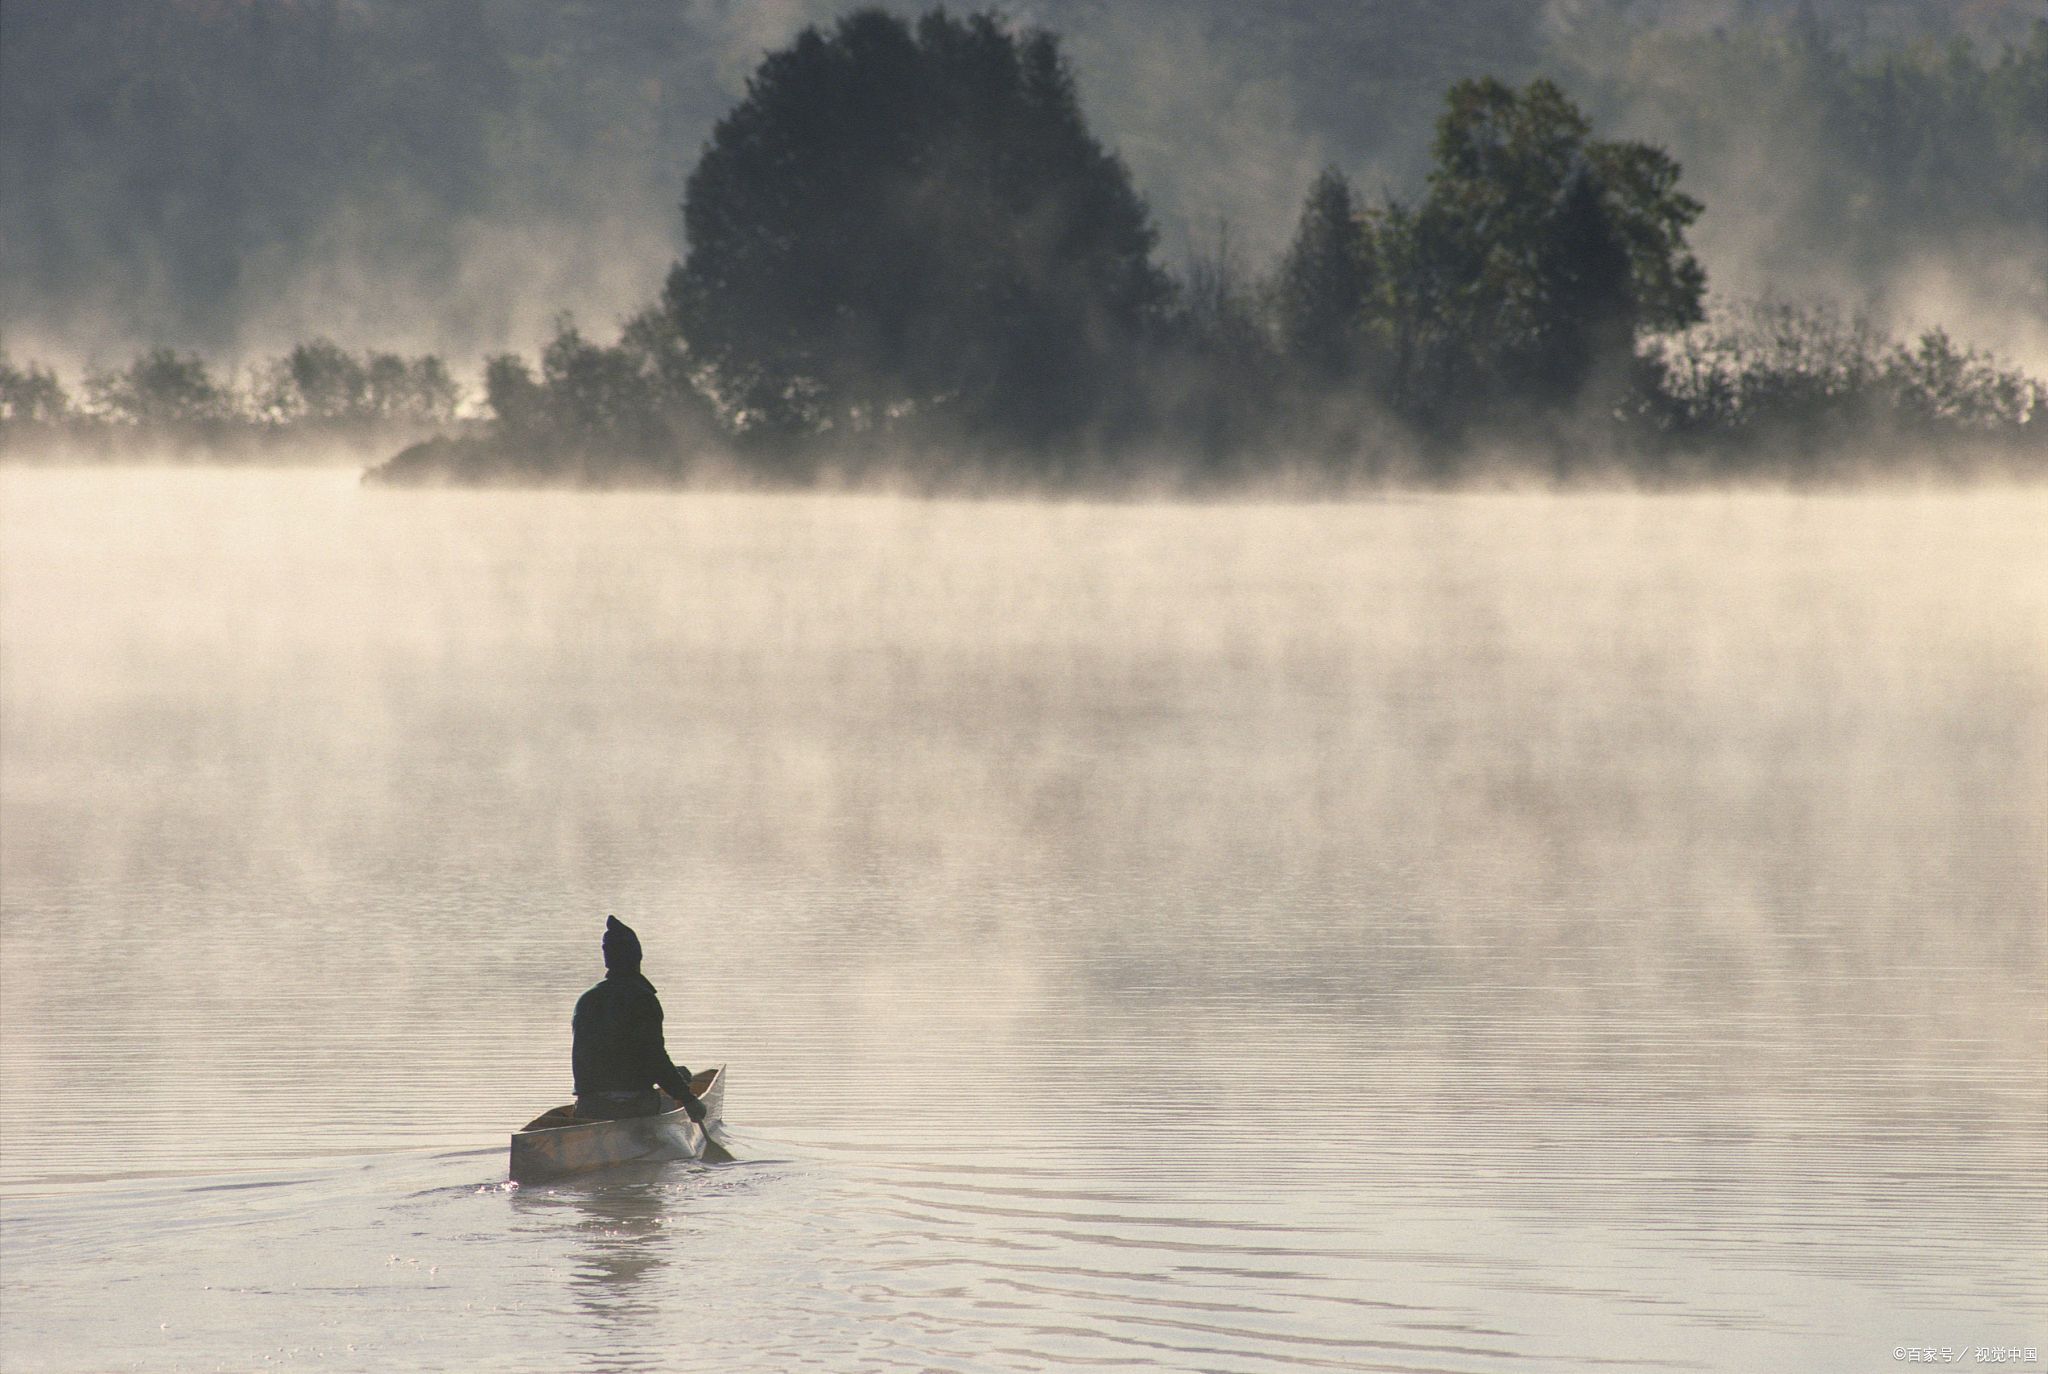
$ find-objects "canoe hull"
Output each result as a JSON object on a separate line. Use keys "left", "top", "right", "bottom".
{"left": 509, "top": 1065, "right": 724, "bottom": 1183}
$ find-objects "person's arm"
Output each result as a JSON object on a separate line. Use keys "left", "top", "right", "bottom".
{"left": 637, "top": 988, "right": 706, "bottom": 1121}
{"left": 651, "top": 1048, "right": 701, "bottom": 1117}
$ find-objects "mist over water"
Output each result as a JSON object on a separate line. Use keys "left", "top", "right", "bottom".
{"left": 1, "top": 465, "right": 2043, "bottom": 1371}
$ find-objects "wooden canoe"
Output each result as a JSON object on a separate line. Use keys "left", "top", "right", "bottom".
{"left": 509, "top": 1065, "right": 725, "bottom": 1183}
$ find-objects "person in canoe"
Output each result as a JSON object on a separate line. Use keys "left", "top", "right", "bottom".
{"left": 571, "top": 915, "right": 707, "bottom": 1123}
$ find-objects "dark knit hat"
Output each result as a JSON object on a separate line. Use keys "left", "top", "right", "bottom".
{"left": 602, "top": 915, "right": 642, "bottom": 971}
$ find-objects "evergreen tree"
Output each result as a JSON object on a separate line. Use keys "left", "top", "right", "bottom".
{"left": 1275, "top": 168, "right": 1371, "bottom": 385}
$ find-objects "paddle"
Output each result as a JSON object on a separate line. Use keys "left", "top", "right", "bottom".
{"left": 697, "top": 1114, "right": 735, "bottom": 1165}
{"left": 670, "top": 1081, "right": 733, "bottom": 1164}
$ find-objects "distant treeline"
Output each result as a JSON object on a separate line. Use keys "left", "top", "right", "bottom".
{"left": 9, "top": 8, "right": 2043, "bottom": 485}
{"left": 365, "top": 10, "right": 2043, "bottom": 487}
{"left": 0, "top": 342, "right": 460, "bottom": 457}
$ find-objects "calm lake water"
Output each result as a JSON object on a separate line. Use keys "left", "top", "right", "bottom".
{"left": 1, "top": 465, "right": 2042, "bottom": 1373}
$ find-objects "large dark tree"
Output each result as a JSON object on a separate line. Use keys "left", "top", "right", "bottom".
{"left": 664, "top": 9, "right": 1171, "bottom": 456}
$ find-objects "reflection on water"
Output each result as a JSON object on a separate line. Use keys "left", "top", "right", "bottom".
{"left": 1, "top": 466, "right": 2043, "bottom": 1371}
{"left": 532, "top": 1177, "right": 677, "bottom": 1325}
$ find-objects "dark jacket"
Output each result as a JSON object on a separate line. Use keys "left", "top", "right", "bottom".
{"left": 571, "top": 969, "right": 694, "bottom": 1101}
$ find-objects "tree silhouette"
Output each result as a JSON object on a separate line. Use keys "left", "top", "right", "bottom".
{"left": 0, "top": 354, "right": 72, "bottom": 428}
{"left": 84, "top": 349, "right": 234, "bottom": 429}
{"left": 274, "top": 340, "right": 369, "bottom": 422}
{"left": 1275, "top": 168, "right": 1371, "bottom": 385}
{"left": 257, "top": 340, "right": 460, "bottom": 427}
{"left": 664, "top": 8, "right": 1171, "bottom": 456}
{"left": 1373, "top": 77, "right": 1705, "bottom": 427}
{"left": 1524, "top": 164, "right": 1636, "bottom": 402}
{"left": 474, "top": 315, "right": 715, "bottom": 475}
